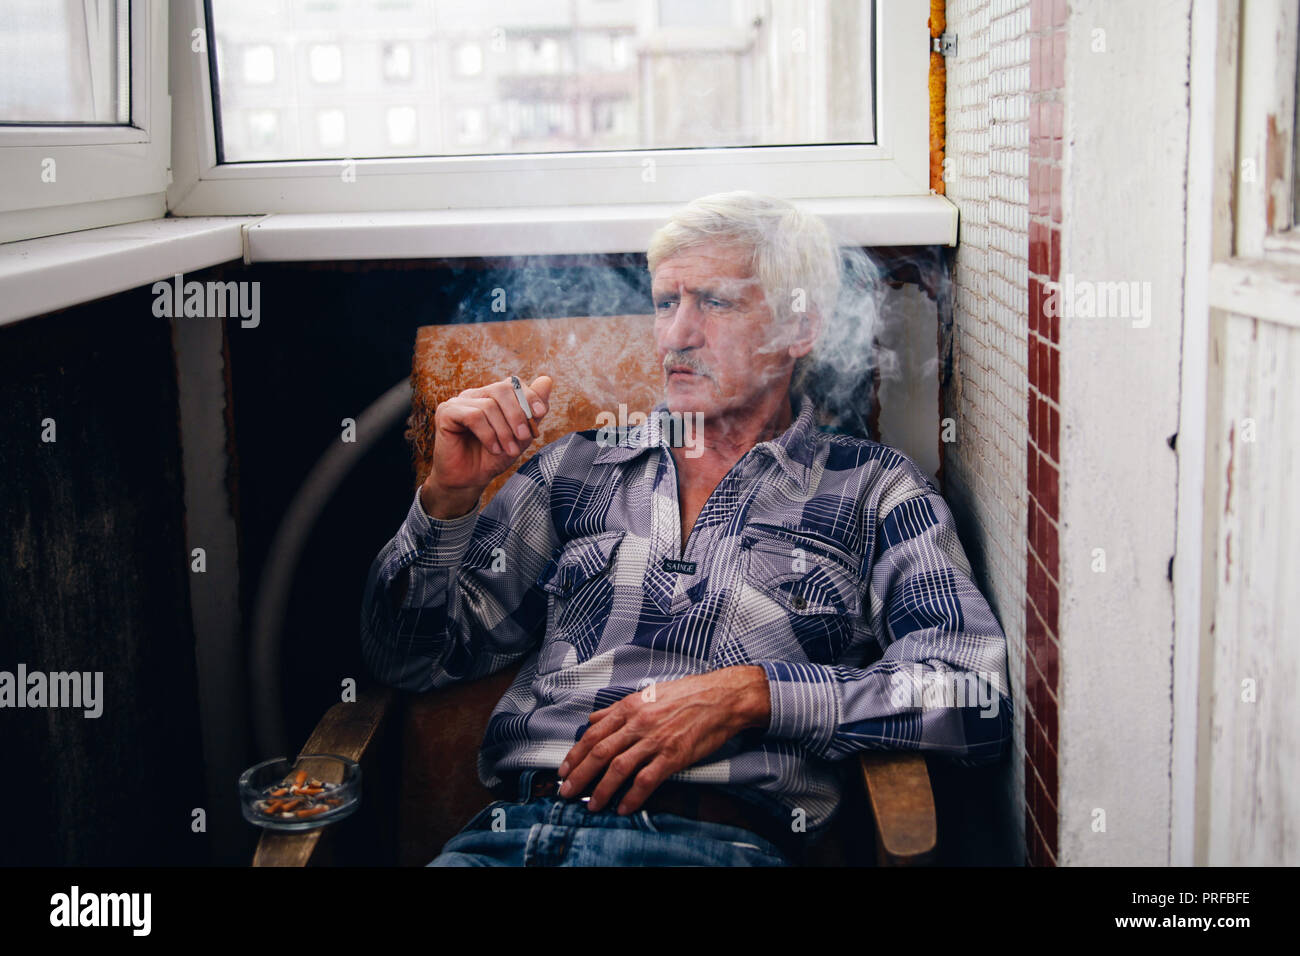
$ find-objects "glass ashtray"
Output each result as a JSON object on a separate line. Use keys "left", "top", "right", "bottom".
{"left": 239, "top": 754, "right": 361, "bottom": 832}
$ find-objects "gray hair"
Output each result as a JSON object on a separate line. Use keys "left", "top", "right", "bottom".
{"left": 646, "top": 191, "right": 842, "bottom": 394}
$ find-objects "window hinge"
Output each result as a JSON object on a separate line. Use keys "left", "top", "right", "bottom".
{"left": 932, "top": 33, "right": 957, "bottom": 57}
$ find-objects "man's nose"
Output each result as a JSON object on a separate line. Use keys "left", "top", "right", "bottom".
{"left": 657, "top": 297, "right": 706, "bottom": 352}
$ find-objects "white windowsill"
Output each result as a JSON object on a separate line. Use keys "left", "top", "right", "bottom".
{"left": 0, "top": 216, "right": 255, "bottom": 328}
{"left": 0, "top": 195, "right": 958, "bottom": 326}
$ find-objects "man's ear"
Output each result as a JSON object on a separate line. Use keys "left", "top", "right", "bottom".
{"left": 787, "top": 307, "right": 822, "bottom": 359}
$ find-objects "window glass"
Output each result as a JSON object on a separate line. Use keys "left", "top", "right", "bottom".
{"left": 0, "top": 0, "right": 130, "bottom": 125}
{"left": 208, "top": 0, "right": 876, "bottom": 161}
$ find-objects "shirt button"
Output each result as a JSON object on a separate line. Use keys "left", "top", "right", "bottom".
{"left": 792, "top": 596, "right": 808, "bottom": 610}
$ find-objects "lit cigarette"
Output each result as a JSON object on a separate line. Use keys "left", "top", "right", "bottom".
{"left": 509, "top": 375, "right": 539, "bottom": 438}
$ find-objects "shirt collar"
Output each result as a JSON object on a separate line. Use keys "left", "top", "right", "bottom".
{"left": 591, "top": 392, "right": 818, "bottom": 490}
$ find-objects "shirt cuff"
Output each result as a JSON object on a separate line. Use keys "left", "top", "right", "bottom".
{"left": 379, "top": 487, "right": 481, "bottom": 607}
{"left": 758, "top": 660, "right": 840, "bottom": 756}
{"left": 403, "top": 485, "right": 480, "bottom": 562}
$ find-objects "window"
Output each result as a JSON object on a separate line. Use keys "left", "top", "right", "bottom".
{"left": 382, "top": 41, "right": 413, "bottom": 83}
{"left": 0, "top": 0, "right": 130, "bottom": 124}
{"left": 456, "top": 107, "right": 485, "bottom": 144}
{"left": 205, "top": 0, "right": 875, "bottom": 159}
{"left": 0, "top": 0, "right": 169, "bottom": 243}
{"left": 170, "top": 0, "right": 931, "bottom": 216}
{"left": 317, "top": 109, "right": 346, "bottom": 148}
{"left": 243, "top": 45, "right": 275, "bottom": 85}
{"left": 516, "top": 36, "right": 563, "bottom": 75}
{"left": 247, "top": 110, "right": 279, "bottom": 151}
{"left": 385, "top": 106, "right": 417, "bottom": 146}
{"left": 1242, "top": 2, "right": 1300, "bottom": 260}
{"left": 454, "top": 42, "right": 483, "bottom": 77}
{"left": 308, "top": 44, "right": 343, "bottom": 84}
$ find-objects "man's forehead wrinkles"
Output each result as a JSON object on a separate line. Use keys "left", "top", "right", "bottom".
{"left": 652, "top": 276, "right": 761, "bottom": 297}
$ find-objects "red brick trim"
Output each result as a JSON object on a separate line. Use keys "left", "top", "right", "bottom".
{"left": 1025, "top": 0, "right": 1065, "bottom": 868}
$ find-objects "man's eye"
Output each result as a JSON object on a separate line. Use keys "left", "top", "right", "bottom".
{"left": 705, "top": 298, "right": 730, "bottom": 309}
{"left": 655, "top": 299, "right": 676, "bottom": 311}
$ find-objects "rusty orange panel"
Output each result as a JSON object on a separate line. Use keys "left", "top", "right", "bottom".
{"left": 929, "top": 0, "right": 947, "bottom": 196}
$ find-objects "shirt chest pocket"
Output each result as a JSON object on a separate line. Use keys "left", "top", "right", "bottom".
{"left": 739, "top": 525, "right": 864, "bottom": 665}
{"left": 534, "top": 530, "right": 624, "bottom": 670}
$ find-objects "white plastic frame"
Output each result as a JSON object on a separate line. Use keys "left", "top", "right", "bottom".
{"left": 168, "top": 0, "right": 932, "bottom": 216}
{"left": 0, "top": 1, "right": 171, "bottom": 244}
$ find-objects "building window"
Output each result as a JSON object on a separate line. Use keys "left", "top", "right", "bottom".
{"left": 456, "top": 107, "right": 484, "bottom": 144}
{"left": 385, "top": 105, "right": 417, "bottom": 146}
{"left": 454, "top": 42, "right": 483, "bottom": 77}
{"left": 317, "top": 109, "right": 346, "bottom": 148}
{"left": 243, "top": 45, "right": 276, "bottom": 85}
{"left": 382, "top": 42, "right": 413, "bottom": 83}
{"left": 247, "top": 109, "right": 279, "bottom": 151}
{"left": 309, "top": 45, "right": 343, "bottom": 84}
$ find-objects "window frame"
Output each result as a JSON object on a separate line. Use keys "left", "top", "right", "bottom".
{"left": 1235, "top": 0, "right": 1298, "bottom": 264}
{"left": 168, "top": 0, "right": 932, "bottom": 216}
{"left": 0, "top": 1, "right": 171, "bottom": 244}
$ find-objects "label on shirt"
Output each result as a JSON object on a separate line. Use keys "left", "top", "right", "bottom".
{"left": 661, "top": 558, "right": 698, "bottom": 575}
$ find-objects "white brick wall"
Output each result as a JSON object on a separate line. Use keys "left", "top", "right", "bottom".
{"left": 942, "top": 0, "right": 1030, "bottom": 862}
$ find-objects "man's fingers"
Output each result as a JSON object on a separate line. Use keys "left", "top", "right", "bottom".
{"left": 504, "top": 377, "right": 547, "bottom": 436}
{"left": 586, "top": 739, "right": 658, "bottom": 814}
{"left": 528, "top": 375, "right": 553, "bottom": 417}
{"left": 614, "top": 755, "right": 674, "bottom": 815}
{"left": 482, "top": 380, "right": 534, "bottom": 443}
{"left": 558, "top": 712, "right": 622, "bottom": 781}
{"left": 440, "top": 401, "right": 506, "bottom": 456}
{"left": 460, "top": 376, "right": 549, "bottom": 436}
{"left": 557, "top": 710, "right": 628, "bottom": 796}
{"left": 459, "top": 381, "right": 533, "bottom": 443}
{"left": 465, "top": 397, "right": 520, "bottom": 456}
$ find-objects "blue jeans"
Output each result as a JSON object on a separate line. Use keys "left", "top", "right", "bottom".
{"left": 428, "top": 769, "right": 791, "bottom": 866}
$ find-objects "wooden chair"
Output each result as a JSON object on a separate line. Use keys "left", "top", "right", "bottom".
{"left": 253, "top": 315, "right": 939, "bottom": 867}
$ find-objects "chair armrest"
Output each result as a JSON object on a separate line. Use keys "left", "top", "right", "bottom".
{"left": 252, "top": 685, "right": 397, "bottom": 867}
{"left": 858, "top": 751, "right": 938, "bottom": 866}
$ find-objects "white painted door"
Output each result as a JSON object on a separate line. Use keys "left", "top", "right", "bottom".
{"left": 1177, "top": 0, "right": 1300, "bottom": 867}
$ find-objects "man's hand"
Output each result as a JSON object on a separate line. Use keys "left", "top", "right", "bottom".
{"left": 419, "top": 375, "right": 552, "bottom": 519}
{"left": 556, "top": 665, "right": 771, "bottom": 814}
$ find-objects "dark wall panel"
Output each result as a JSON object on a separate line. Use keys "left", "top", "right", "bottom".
{"left": 0, "top": 296, "right": 206, "bottom": 866}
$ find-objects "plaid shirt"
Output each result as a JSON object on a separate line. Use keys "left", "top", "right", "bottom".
{"left": 361, "top": 393, "right": 1012, "bottom": 832}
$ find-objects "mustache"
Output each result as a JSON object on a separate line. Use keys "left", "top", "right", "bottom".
{"left": 663, "top": 351, "right": 713, "bottom": 378}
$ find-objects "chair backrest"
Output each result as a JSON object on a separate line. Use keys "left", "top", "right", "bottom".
{"left": 397, "top": 314, "right": 662, "bottom": 864}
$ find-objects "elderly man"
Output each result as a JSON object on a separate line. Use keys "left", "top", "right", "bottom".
{"left": 360, "top": 191, "right": 1011, "bottom": 866}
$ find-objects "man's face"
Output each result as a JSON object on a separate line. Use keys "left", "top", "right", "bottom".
{"left": 652, "top": 240, "right": 799, "bottom": 419}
